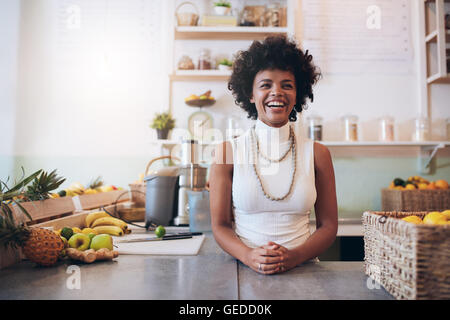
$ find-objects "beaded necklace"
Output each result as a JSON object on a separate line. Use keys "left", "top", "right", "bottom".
{"left": 250, "top": 125, "right": 297, "bottom": 201}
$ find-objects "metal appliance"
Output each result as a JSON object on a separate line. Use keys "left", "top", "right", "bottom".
{"left": 174, "top": 139, "right": 208, "bottom": 226}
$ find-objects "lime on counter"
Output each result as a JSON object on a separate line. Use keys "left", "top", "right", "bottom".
{"left": 155, "top": 225, "right": 166, "bottom": 238}
{"left": 61, "top": 227, "right": 74, "bottom": 240}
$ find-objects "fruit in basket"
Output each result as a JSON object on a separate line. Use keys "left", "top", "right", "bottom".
{"left": 92, "top": 225, "right": 124, "bottom": 236}
{"left": 68, "top": 233, "right": 91, "bottom": 251}
{"left": 435, "top": 179, "right": 449, "bottom": 190}
{"left": 85, "top": 211, "right": 110, "bottom": 227}
{"left": 404, "top": 183, "right": 416, "bottom": 190}
{"left": 90, "top": 234, "right": 113, "bottom": 251}
{"left": 401, "top": 216, "right": 423, "bottom": 224}
{"left": 393, "top": 178, "right": 406, "bottom": 187}
{"left": 91, "top": 217, "right": 128, "bottom": 232}
{"left": 61, "top": 227, "right": 74, "bottom": 240}
{"left": 426, "top": 182, "right": 437, "bottom": 190}
{"left": 423, "top": 211, "right": 447, "bottom": 225}
{"left": 441, "top": 210, "right": 450, "bottom": 219}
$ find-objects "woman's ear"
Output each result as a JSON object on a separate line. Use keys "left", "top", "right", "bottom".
{"left": 250, "top": 96, "right": 254, "bottom": 103}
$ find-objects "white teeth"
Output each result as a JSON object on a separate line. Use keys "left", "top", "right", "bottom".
{"left": 267, "top": 101, "right": 284, "bottom": 107}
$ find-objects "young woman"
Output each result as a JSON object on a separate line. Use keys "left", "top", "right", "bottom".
{"left": 209, "top": 36, "right": 338, "bottom": 274}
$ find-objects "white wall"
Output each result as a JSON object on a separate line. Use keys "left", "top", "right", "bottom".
{"left": 0, "top": 0, "right": 20, "bottom": 179}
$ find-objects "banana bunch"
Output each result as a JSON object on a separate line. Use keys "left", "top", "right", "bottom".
{"left": 85, "top": 211, "right": 130, "bottom": 236}
{"left": 65, "top": 182, "right": 86, "bottom": 197}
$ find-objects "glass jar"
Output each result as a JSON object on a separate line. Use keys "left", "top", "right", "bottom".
{"left": 378, "top": 116, "right": 395, "bottom": 142}
{"left": 306, "top": 115, "right": 323, "bottom": 141}
{"left": 412, "top": 117, "right": 429, "bottom": 141}
{"left": 178, "top": 55, "right": 195, "bottom": 70}
{"left": 198, "top": 49, "right": 212, "bottom": 70}
{"left": 264, "top": 3, "right": 281, "bottom": 27}
{"left": 342, "top": 115, "right": 358, "bottom": 141}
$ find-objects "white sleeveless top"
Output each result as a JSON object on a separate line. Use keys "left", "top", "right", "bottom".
{"left": 231, "top": 119, "right": 317, "bottom": 250}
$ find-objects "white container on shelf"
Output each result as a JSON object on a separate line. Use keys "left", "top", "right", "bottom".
{"left": 412, "top": 117, "right": 429, "bottom": 141}
{"left": 378, "top": 116, "right": 395, "bottom": 142}
{"left": 342, "top": 115, "right": 359, "bottom": 141}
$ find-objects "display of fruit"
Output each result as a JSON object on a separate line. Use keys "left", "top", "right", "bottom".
{"left": 90, "top": 234, "right": 113, "bottom": 251}
{"left": 0, "top": 170, "right": 65, "bottom": 267}
{"left": 84, "top": 211, "right": 130, "bottom": 236}
{"left": 388, "top": 176, "right": 449, "bottom": 190}
{"left": 68, "top": 233, "right": 91, "bottom": 251}
{"left": 401, "top": 210, "right": 450, "bottom": 225}
{"left": 55, "top": 176, "right": 120, "bottom": 198}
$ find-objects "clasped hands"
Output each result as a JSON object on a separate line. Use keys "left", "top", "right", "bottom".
{"left": 246, "top": 241, "right": 295, "bottom": 275}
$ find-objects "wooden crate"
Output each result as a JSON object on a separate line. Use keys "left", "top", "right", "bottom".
{"left": 10, "top": 197, "right": 76, "bottom": 225}
{"left": 74, "top": 190, "right": 130, "bottom": 211}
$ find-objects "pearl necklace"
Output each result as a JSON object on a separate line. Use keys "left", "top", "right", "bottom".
{"left": 250, "top": 125, "right": 297, "bottom": 201}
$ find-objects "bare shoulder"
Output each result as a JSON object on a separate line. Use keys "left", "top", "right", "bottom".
{"left": 313, "top": 141, "right": 332, "bottom": 169}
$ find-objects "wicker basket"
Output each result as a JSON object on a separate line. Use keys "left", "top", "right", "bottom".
{"left": 381, "top": 188, "right": 450, "bottom": 212}
{"left": 175, "top": 2, "right": 199, "bottom": 26}
{"left": 363, "top": 211, "right": 450, "bottom": 300}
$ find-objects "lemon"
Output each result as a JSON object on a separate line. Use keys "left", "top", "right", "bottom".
{"left": 423, "top": 212, "right": 447, "bottom": 225}
{"left": 401, "top": 216, "right": 423, "bottom": 224}
{"left": 440, "top": 210, "right": 450, "bottom": 220}
{"left": 405, "top": 184, "right": 416, "bottom": 190}
{"left": 72, "top": 227, "right": 83, "bottom": 233}
{"left": 155, "top": 225, "right": 166, "bottom": 238}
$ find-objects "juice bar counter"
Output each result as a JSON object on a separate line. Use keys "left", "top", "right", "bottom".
{"left": 0, "top": 233, "right": 393, "bottom": 300}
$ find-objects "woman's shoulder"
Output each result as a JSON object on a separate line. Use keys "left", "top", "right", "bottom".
{"left": 313, "top": 141, "right": 332, "bottom": 169}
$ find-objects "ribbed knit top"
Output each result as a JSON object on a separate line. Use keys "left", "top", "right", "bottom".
{"left": 230, "top": 119, "right": 317, "bottom": 250}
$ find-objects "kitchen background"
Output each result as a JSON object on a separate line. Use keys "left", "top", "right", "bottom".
{"left": 1, "top": 0, "right": 449, "bottom": 222}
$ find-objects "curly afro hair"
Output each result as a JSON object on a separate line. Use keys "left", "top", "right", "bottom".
{"left": 228, "top": 35, "right": 321, "bottom": 121}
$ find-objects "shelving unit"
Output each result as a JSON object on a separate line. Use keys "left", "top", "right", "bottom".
{"left": 166, "top": 0, "right": 296, "bottom": 115}
{"left": 422, "top": 0, "right": 450, "bottom": 84}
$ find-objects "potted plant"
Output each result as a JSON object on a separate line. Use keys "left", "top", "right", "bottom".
{"left": 217, "top": 58, "right": 233, "bottom": 71}
{"left": 150, "top": 112, "right": 176, "bottom": 140}
{"left": 213, "top": 1, "right": 231, "bottom": 15}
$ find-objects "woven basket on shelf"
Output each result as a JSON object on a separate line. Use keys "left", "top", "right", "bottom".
{"left": 175, "top": 2, "right": 199, "bottom": 26}
{"left": 363, "top": 211, "right": 450, "bottom": 300}
{"left": 381, "top": 188, "right": 450, "bottom": 212}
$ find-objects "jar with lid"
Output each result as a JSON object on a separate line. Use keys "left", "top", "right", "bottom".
{"left": 198, "top": 49, "right": 212, "bottom": 70}
{"left": 378, "top": 116, "right": 395, "bottom": 142}
{"left": 412, "top": 117, "right": 429, "bottom": 141}
{"left": 264, "top": 3, "right": 281, "bottom": 27}
{"left": 306, "top": 115, "right": 323, "bottom": 141}
{"left": 342, "top": 115, "right": 358, "bottom": 141}
{"left": 178, "top": 55, "right": 195, "bottom": 70}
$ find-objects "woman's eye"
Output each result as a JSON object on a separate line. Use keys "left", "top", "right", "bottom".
{"left": 283, "top": 84, "right": 293, "bottom": 89}
{"left": 260, "top": 84, "right": 270, "bottom": 88}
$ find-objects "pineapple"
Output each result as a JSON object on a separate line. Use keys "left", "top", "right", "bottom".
{"left": 25, "top": 169, "right": 66, "bottom": 201}
{"left": 1, "top": 170, "right": 64, "bottom": 266}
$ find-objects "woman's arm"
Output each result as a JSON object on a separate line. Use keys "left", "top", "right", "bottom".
{"left": 265, "top": 142, "right": 338, "bottom": 271}
{"left": 210, "top": 141, "right": 282, "bottom": 274}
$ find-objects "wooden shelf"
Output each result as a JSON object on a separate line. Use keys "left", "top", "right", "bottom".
{"left": 427, "top": 73, "right": 450, "bottom": 83}
{"left": 174, "top": 26, "right": 288, "bottom": 40}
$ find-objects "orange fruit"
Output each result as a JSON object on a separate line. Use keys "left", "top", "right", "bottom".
{"left": 435, "top": 180, "right": 449, "bottom": 190}
{"left": 405, "top": 184, "right": 416, "bottom": 190}
{"left": 426, "top": 182, "right": 437, "bottom": 190}
{"left": 389, "top": 181, "right": 395, "bottom": 189}
{"left": 417, "top": 183, "right": 428, "bottom": 190}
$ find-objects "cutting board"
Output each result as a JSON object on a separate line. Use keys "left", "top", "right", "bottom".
{"left": 113, "top": 224, "right": 205, "bottom": 255}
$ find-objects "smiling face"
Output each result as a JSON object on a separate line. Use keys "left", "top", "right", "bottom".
{"left": 250, "top": 69, "right": 297, "bottom": 128}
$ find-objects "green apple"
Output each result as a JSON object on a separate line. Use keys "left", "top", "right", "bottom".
{"left": 90, "top": 234, "right": 113, "bottom": 251}
{"left": 68, "top": 233, "right": 91, "bottom": 251}
{"left": 87, "top": 233, "right": 96, "bottom": 242}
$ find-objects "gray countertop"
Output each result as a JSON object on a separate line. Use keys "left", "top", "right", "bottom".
{"left": 0, "top": 233, "right": 393, "bottom": 300}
